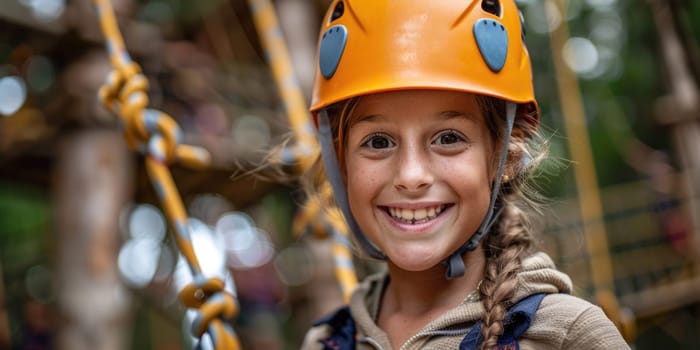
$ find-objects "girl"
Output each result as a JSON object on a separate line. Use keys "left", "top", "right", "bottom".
{"left": 300, "top": 1, "right": 629, "bottom": 349}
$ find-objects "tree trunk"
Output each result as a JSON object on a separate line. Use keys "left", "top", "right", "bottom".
{"left": 53, "top": 129, "right": 135, "bottom": 350}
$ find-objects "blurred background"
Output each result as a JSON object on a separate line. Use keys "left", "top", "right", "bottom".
{"left": 0, "top": 0, "right": 699, "bottom": 349}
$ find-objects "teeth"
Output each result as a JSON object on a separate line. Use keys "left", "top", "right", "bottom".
{"left": 387, "top": 205, "right": 445, "bottom": 224}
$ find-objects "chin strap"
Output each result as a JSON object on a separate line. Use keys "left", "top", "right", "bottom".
{"left": 445, "top": 102, "right": 517, "bottom": 279}
{"left": 318, "top": 110, "right": 387, "bottom": 260}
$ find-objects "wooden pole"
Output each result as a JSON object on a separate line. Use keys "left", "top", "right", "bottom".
{"left": 648, "top": 0, "right": 700, "bottom": 259}
{"left": 545, "top": 0, "right": 635, "bottom": 341}
{"left": 545, "top": 0, "right": 615, "bottom": 297}
{"left": 53, "top": 129, "right": 134, "bottom": 350}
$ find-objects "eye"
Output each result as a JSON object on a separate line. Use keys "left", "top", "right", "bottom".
{"left": 433, "top": 130, "right": 466, "bottom": 145}
{"left": 361, "top": 133, "right": 394, "bottom": 150}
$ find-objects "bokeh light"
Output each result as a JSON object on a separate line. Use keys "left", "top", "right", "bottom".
{"left": 216, "top": 212, "right": 275, "bottom": 269}
{"left": 25, "top": 55, "right": 55, "bottom": 93}
{"left": 563, "top": 37, "right": 599, "bottom": 75}
{"left": 590, "top": 11, "right": 624, "bottom": 47}
{"left": 0, "top": 76, "right": 27, "bottom": 116}
{"left": 153, "top": 244, "right": 176, "bottom": 283}
{"left": 586, "top": 0, "right": 618, "bottom": 9}
{"left": 128, "top": 203, "right": 166, "bottom": 241}
{"left": 118, "top": 238, "right": 163, "bottom": 288}
{"left": 187, "top": 218, "right": 227, "bottom": 275}
{"left": 20, "top": 0, "right": 66, "bottom": 22}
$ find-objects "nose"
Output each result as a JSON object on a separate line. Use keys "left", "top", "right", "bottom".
{"left": 393, "top": 142, "right": 434, "bottom": 193}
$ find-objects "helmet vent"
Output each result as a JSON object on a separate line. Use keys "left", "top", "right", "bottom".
{"left": 481, "top": 0, "right": 501, "bottom": 17}
{"left": 330, "top": 1, "right": 344, "bottom": 22}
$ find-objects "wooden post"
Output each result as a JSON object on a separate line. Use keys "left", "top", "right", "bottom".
{"left": 648, "top": 0, "right": 700, "bottom": 258}
{"left": 545, "top": 0, "right": 635, "bottom": 341}
{"left": 53, "top": 129, "right": 134, "bottom": 350}
{"left": 545, "top": 0, "right": 615, "bottom": 296}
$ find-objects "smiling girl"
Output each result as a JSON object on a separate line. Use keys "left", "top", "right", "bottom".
{"left": 299, "top": 1, "right": 629, "bottom": 349}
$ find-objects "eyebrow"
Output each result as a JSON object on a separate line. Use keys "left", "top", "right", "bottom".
{"left": 351, "top": 109, "right": 478, "bottom": 125}
{"left": 439, "top": 110, "right": 479, "bottom": 121}
{"left": 349, "top": 113, "right": 386, "bottom": 125}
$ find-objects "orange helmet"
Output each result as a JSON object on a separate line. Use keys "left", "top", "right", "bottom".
{"left": 310, "top": 0, "right": 538, "bottom": 120}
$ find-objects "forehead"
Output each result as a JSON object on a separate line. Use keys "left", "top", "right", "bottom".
{"left": 350, "top": 90, "right": 482, "bottom": 120}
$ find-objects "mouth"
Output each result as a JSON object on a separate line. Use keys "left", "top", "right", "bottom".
{"left": 381, "top": 204, "right": 452, "bottom": 225}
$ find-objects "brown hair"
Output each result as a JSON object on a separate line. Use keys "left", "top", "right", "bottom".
{"left": 473, "top": 96, "right": 545, "bottom": 350}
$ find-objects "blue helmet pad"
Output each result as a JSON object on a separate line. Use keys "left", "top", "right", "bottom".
{"left": 473, "top": 18, "right": 509, "bottom": 72}
{"left": 319, "top": 25, "right": 349, "bottom": 79}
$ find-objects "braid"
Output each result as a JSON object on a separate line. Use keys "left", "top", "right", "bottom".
{"left": 478, "top": 200, "right": 534, "bottom": 350}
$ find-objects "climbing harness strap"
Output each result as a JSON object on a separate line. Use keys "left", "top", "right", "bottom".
{"left": 314, "top": 293, "right": 545, "bottom": 350}
{"left": 460, "top": 293, "right": 545, "bottom": 350}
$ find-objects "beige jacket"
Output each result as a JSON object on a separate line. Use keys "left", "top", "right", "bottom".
{"left": 301, "top": 252, "right": 630, "bottom": 350}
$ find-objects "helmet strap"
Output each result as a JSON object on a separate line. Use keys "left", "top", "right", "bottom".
{"left": 444, "top": 102, "right": 517, "bottom": 279}
{"left": 318, "top": 109, "right": 387, "bottom": 260}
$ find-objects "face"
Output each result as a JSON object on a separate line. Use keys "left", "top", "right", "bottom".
{"left": 344, "top": 90, "right": 496, "bottom": 272}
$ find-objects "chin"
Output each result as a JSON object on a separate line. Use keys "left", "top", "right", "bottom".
{"left": 387, "top": 247, "right": 446, "bottom": 272}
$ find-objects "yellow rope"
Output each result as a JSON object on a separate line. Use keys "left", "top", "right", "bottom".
{"left": 247, "top": 0, "right": 318, "bottom": 174}
{"left": 292, "top": 185, "right": 359, "bottom": 302}
{"left": 246, "top": 0, "right": 358, "bottom": 302}
{"left": 94, "top": 0, "right": 240, "bottom": 348}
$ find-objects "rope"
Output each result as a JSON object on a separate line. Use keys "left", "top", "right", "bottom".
{"left": 247, "top": 0, "right": 318, "bottom": 173}
{"left": 246, "top": 0, "right": 359, "bottom": 301}
{"left": 292, "top": 184, "right": 358, "bottom": 302}
{"left": 93, "top": 0, "right": 240, "bottom": 348}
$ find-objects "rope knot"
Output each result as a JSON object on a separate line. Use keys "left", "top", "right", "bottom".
{"left": 98, "top": 64, "right": 210, "bottom": 168}
{"left": 179, "top": 276, "right": 241, "bottom": 349}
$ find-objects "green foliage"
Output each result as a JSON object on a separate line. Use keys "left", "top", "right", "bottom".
{"left": 0, "top": 181, "right": 50, "bottom": 272}
{"left": 520, "top": 0, "right": 699, "bottom": 195}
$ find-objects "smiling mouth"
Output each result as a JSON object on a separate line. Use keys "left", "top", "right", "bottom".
{"left": 382, "top": 204, "right": 451, "bottom": 225}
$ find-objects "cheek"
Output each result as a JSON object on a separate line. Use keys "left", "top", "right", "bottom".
{"left": 440, "top": 154, "right": 492, "bottom": 195}
{"left": 346, "top": 159, "right": 383, "bottom": 195}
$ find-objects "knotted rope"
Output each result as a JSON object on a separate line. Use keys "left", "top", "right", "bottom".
{"left": 246, "top": 0, "right": 358, "bottom": 302}
{"left": 94, "top": 0, "right": 240, "bottom": 348}
{"left": 292, "top": 184, "right": 358, "bottom": 302}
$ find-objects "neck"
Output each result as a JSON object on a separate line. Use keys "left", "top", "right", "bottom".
{"left": 382, "top": 248, "right": 486, "bottom": 317}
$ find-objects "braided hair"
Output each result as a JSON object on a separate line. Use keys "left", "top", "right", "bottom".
{"left": 474, "top": 96, "right": 545, "bottom": 350}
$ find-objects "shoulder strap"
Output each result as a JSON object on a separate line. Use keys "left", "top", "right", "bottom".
{"left": 460, "top": 293, "right": 546, "bottom": 350}
{"left": 313, "top": 306, "right": 357, "bottom": 350}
